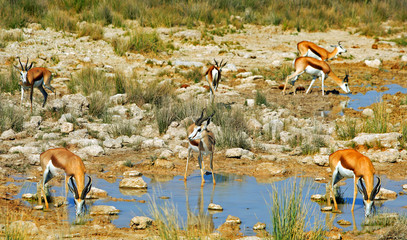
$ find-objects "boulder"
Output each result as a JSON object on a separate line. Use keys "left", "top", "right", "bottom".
{"left": 226, "top": 215, "right": 241, "bottom": 224}
{"left": 313, "top": 155, "right": 329, "bottom": 166}
{"left": 247, "top": 118, "right": 262, "bottom": 131}
{"left": 130, "top": 216, "right": 153, "bottom": 230}
{"left": 119, "top": 177, "right": 148, "bottom": 189}
{"left": 78, "top": 145, "right": 104, "bottom": 157}
{"left": 0, "top": 129, "right": 16, "bottom": 140}
{"left": 123, "top": 170, "right": 142, "bottom": 177}
{"left": 365, "top": 59, "right": 381, "bottom": 68}
{"left": 90, "top": 205, "right": 120, "bottom": 215}
{"left": 255, "top": 163, "right": 286, "bottom": 175}
{"left": 103, "top": 138, "right": 123, "bottom": 149}
{"left": 61, "top": 122, "right": 74, "bottom": 133}
{"left": 375, "top": 188, "right": 397, "bottom": 200}
{"left": 352, "top": 133, "right": 401, "bottom": 148}
{"left": 61, "top": 93, "right": 89, "bottom": 116}
{"left": 86, "top": 187, "right": 108, "bottom": 199}
{"left": 154, "top": 159, "right": 175, "bottom": 169}
{"left": 253, "top": 222, "right": 266, "bottom": 230}
{"left": 208, "top": 203, "right": 223, "bottom": 211}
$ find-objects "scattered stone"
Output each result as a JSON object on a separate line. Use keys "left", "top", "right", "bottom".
{"left": 0, "top": 129, "right": 16, "bottom": 140}
{"left": 34, "top": 205, "right": 44, "bottom": 210}
{"left": 226, "top": 215, "right": 241, "bottom": 224}
{"left": 367, "top": 149, "right": 400, "bottom": 163}
{"left": 154, "top": 159, "right": 175, "bottom": 169}
{"left": 375, "top": 188, "right": 397, "bottom": 200}
{"left": 247, "top": 118, "right": 262, "bottom": 131}
{"left": 78, "top": 145, "right": 105, "bottom": 157}
{"left": 90, "top": 205, "right": 120, "bottom": 215}
{"left": 103, "top": 138, "right": 123, "bottom": 149}
{"left": 256, "top": 162, "right": 286, "bottom": 175}
{"left": 246, "top": 99, "right": 255, "bottom": 107}
{"left": 321, "top": 206, "right": 333, "bottom": 212}
{"left": 173, "top": 60, "right": 204, "bottom": 68}
{"left": 352, "top": 132, "right": 401, "bottom": 148}
{"left": 311, "top": 194, "right": 326, "bottom": 202}
{"left": 236, "top": 72, "right": 253, "bottom": 78}
{"left": 130, "top": 216, "right": 153, "bottom": 230}
{"left": 365, "top": 59, "right": 381, "bottom": 68}
{"left": 9, "top": 221, "right": 38, "bottom": 235}
{"left": 403, "top": 184, "right": 407, "bottom": 190}
{"left": 253, "top": 222, "right": 266, "bottom": 230}
{"left": 119, "top": 177, "right": 148, "bottom": 189}
{"left": 22, "top": 193, "right": 37, "bottom": 200}
{"left": 123, "top": 170, "right": 142, "bottom": 177}
{"left": 313, "top": 155, "right": 329, "bottom": 166}
{"left": 362, "top": 108, "right": 374, "bottom": 118}
{"left": 61, "top": 122, "right": 74, "bottom": 133}
{"left": 208, "top": 203, "right": 223, "bottom": 211}
{"left": 337, "top": 219, "right": 351, "bottom": 225}
{"left": 86, "top": 187, "right": 108, "bottom": 199}
{"left": 159, "top": 196, "right": 170, "bottom": 199}
{"left": 173, "top": 30, "right": 201, "bottom": 39}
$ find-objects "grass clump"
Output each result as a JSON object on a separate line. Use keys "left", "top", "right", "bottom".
{"left": 181, "top": 67, "right": 202, "bottom": 83}
{"left": 87, "top": 92, "right": 111, "bottom": 122}
{"left": 109, "top": 120, "right": 138, "bottom": 137}
{"left": 0, "top": 102, "right": 25, "bottom": 133}
{"left": 77, "top": 22, "right": 104, "bottom": 40}
{"left": 363, "top": 102, "right": 389, "bottom": 133}
{"left": 255, "top": 90, "right": 268, "bottom": 106}
{"left": 129, "top": 30, "right": 166, "bottom": 54}
{"left": 0, "top": 67, "right": 20, "bottom": 94}
{"left": 335, "top": 118, "right": 358, "bottom": 140}
{"left": 391, "top": 35, "right": 407, "bottom": 46}
{"left": 127, "top": 79, "right": 174, "bottom": 107}
{"left": 68, "top": 67, "right": 114, "bottom": 96}
{"left": 268, "top": 178, "right": 325, "bottom": 240}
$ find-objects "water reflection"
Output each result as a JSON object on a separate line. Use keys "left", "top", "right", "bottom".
{"left": 13, "top": 173, "right": 407, "bottom": 236}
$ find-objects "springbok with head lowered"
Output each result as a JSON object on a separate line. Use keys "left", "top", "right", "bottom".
{"left": 329, "top": 149, "right": 381, "bottom": 217}
{"left": 297, "top": 41, "right": 347, "bottom": 61}
{"left": 185, "top": 109, "right": 216, "bottom": 187}
{"left": 14, "top": 57, "right": 55, "bottom": 112}
{"left": 282, "top": 57, "right": 350, "bottom": 95}
{"left": 40, "top": 148, "right": 92, "bottom": 216}
{"left": 205, "top": 59, "right": 227, "bottom": 102}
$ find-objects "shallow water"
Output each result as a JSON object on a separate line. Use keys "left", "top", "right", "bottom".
{"left": 14, "top": 173, "right": 407, "bottom": 236}
{"left": 342, "top": 84, "right": 407, "bottom": 111}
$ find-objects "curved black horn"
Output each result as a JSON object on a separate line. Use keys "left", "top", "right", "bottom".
{"left": 28, "top": 62, "right": 34, "bottom": 70}
{"left": 219, "top": 59, "right": 223, "bottom": 67}
{"left": 222, "top": 61, "right": 227, "bottom": 68}
{"left": 18, "top": 57, "right": 24, "bottom": 70}
{"left": 357, "top": 178, "right": 368, "bottom": 200}
{"left": 338, "top": 41, "right": 342, "bottom": 46}
{"left": 195, "top": 108, "right": 206, "bottom": 125}
{"left": 213, "top": 58, "right": 218, "bottom": 67}
{"left": 68, "top": 176, "right": 79, "bottom": 199}
{"left": 25, "top": 58, "right": 29, "bottom": 71}
{"left": 81, "top": 175, "right": 92, "bottom": 200}
{"left": 370, "top": 176, "right": 381, "bottom": 201}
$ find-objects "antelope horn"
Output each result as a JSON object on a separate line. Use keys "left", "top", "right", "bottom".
{"left": 214, "top": 58, "right": 218, "bottom": 67}
{"left": 68, "top": 176, "right": 79, "bottom": 199}
{"left": 338, "top": 41, "right": 342, "bottom": 46}
{"left": 222, "top": 61, "right": 227, "bottom": 67}
{"left": 357, "top": 178, "right": 368, "bottom": 200}
{"left": 25, "top": 58, "right": 29, "bottom": 71}
{"left": 28, "top": 62, "right": 34, "bottom": 70}
{"left": 370, "top": 176, "right": 381, "bottom": 201}
{"left": 81, "top": 175, "right": 92, "bottom": 200}
{"left": 219, "top": 59, "right": 223, "bottom": 67}
{"left": 18, "top": 57, "right": 24, "bottom": 70}
{"left": 195, "top": 108, "right": 206, "bottom": 125}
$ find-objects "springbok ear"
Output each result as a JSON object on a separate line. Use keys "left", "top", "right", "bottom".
{"left": 338, "top": 41, "right": 343, "bottom": 46}
{"left": 330, "top": 45, "right": 337, "bottom": 48}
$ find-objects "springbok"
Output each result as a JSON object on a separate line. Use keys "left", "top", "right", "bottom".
{"left": 40, "top": 148, "right": 92, "bottom": 216}
{"left": 282, "top": 57, "right": 350, "bottom": 95}
{"left": 185, "top": 109, "right": 216, "bottom": 187}
{"left": 205, "top": 59, "right": 227, "bottom": 102}
{"left": 297, "top": 41, "right": 347, "bottom": 61}
{"left": 14, "top": 57, "right": 55, "bottom": 112}
{"left": 329, "top": 149, "right": 381, "bottom": 217}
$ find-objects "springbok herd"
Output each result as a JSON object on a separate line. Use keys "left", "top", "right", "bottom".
{"left": 13, "top": 40, "right": 380, "bottom": 218}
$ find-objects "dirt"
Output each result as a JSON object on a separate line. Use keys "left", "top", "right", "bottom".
{"left": 1, "top": 24, "right": 407, "bottom": 239}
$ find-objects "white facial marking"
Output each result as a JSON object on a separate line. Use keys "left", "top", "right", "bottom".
{"left": 74, "top": 199, "right": 86, "bottom": 216}
{"left": 364, "top": 200, "right": 374, "bottom": 217}
{"left": 188, "top": 126, "right": 202, "bottom": 141}
{"left": 340, "top": 82, "right": 350, "bottom": 93}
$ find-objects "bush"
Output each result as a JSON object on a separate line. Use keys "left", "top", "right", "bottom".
{"left": 0, "top": 102, "right": 25, "bottom": 133}
{"left": 77, "top": 23, "right": 104, "bottom": 40}
{"left": 181, "top": 67, "right": 202, "bottom": 83}
{"left": 0, "top": 67, "right": 20, "bottom": 94}
{"left": 68, "top": 67, "right": 113, "bottom": 96}
{"left": 87, "top": 92, "right": 111, "bottom": 122}
{"left": 127, "top": 79, "right": 174, "bottom": 107}
{"left": 109, "top": 120, "right": 138, "bottom": 137}
{"left": 335, "top": 118, "right": 358, "bottom": 140}
{"left": 363, "top": 102, "right": 389, "bottom": 133}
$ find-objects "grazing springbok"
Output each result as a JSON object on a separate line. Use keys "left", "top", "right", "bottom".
{"left": 297, "top": 41, "right": 347, "bottom": 61}
{"left": 14, "top": 57, "right": 54, "bottom": 112}
{"left": 282, "top": 57, "right": 350, "bottom": 95}
{"left": 185, "top": 109, "right": 216, "bottom": 187}
{"left": 205, "top": 59, "right": 227, "bottom": 102}
{"left": 329, "top": 149, "right": 381, "bottom": 217}
{"left": 40, "top": 148, "right": 92, "bottom": 216}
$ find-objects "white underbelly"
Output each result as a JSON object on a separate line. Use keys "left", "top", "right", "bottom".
{"left": 22, "top": 78, "right": 44, "bottom": 89}
{"left": 47, "top": 160, "right": 63, "bottom": 177}
{"left": 188, "top": 143, "right": 211, "bottom": 155}
{"left": 336, "top": 162, "right": 355, "bottom": 179}
{"left": 305, "top": 50, "right": 322, "bottom": 60}
{"left": 305, "top": 66, "right": 323, "bottom": 77}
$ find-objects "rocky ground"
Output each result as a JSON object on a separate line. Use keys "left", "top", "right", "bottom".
{"left": 1, "top": 22, "right": 407, "bottom": 239}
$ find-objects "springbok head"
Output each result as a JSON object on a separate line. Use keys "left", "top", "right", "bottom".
{"left": 357, "top": 176, "right": 381, "bottom": 217}
{"left": 69, "top": 175, "right": 92, "bottom": 216}
{"left": 213, "top": 59, "right": 227, "bottom": 73}
{"left": 340, "top": 70, "right": 351, "bottom": 94}
{"left": 331, "top": 41, "right": 347, "bottom": 55}
{"left": 188, "top": 109, "right": 215, "bottom": 141}
{"left": 14, "top": 57, "right": 34, "bottom": 84}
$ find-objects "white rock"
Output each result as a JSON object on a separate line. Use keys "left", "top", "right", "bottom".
{"left": 225, "top": 148, "right": 244, "bottom": 158}
{"left": 246, "top": 99, "right": 255, "bottom": 107}
{"left": 362, "top": 108, "right": 374, "bottom": 118}
{"left": 42, "top": 133, "right": 58, "bottom": 140}
{"left": 61, "top": 93, "right": 89, "bottom": 116}
{"left": 109, "top": 94, "right": 128, "bottom": 105}
{"left": 0, "top": 129, "right": 16, "bottom": 140}
{"left": 402, "top": 55, "right": 407, "bottom": 62}
{"left": 173, "top": 30, "right": 201, "bottom": 39}
{"left": 123, "top": 170, "right": 142, "bottom": 177}
{"left": 208, "top": 203, "right": 223, "bottom": 211}
{"left": 61, "top": 122, "right": 74, "bottom": 133}
{"left": 10, "top": 221, "right": 38, "bottom": 235}
{"left": 79, "top": 145, "right": 104, "bottom": 157}
{"left": 247, "top": 118, "right": 262, "bottom": 131}
{"left": 103, "top": 138, "right": 123, "bottom": 149}
{"left": 8, "top": 146, "right": 40, "bottom": 155}
{"left": 154, "top": 159, "right": 175, "bottom": 169}
{"left": 367, "top": 149, "right": 400, "bottom": 163}
{"left": 130, "top": 216, "right": 153, "bottom": 230}
{"left": 236, "top": 72, "right": 253, "bottom": 78}
{"left": 375, "top": 188, "right": 397, "bottom": 200}
{"left": 352, "top": 133, "right": 401, "bottom": 148}
{"left": 313, "top": 155, "right": 329, "bottom": 166}
{"left": 119, "top": 177, "right": 148, "bottom": 189}
{"left": 86, "top": 187, "right": 108, "bottom": 199}
{"left": 256, "top": 162, "right": 286, "bottom": 175}
{"left": 90, "top": 205, "right": 120, "bottom": 215}
{"left": 173, "top": 60, "right": 204, "bottom": 68}
{"left": 226, "top": 215, "right": 241, "bottom": 224}
{"left": 253, "top": 222, "right": 266, "bottom": 230}
{"left": 364, "top": 59, "right": 381, "bottom": 68}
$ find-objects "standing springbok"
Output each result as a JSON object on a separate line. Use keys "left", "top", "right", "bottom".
{"left": 185, "top": 109, "right": 216, "bottom": 187}
{"left": 297, "top": 41, "right": 347, "bottom": 61}
{"left": 205, "top": 59, "right": 227, "bottom": 102}
{"left": 40, "top": 148, "right": 92, "bottom": 216}
{"left": 14, "top": 57, "right": 55, "bottom": 112}
{"left": 282, "top": 57, "right": 350, "bottom": 95}
{"left": 329, "top": 149, "right": 381, "bottom": 217}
